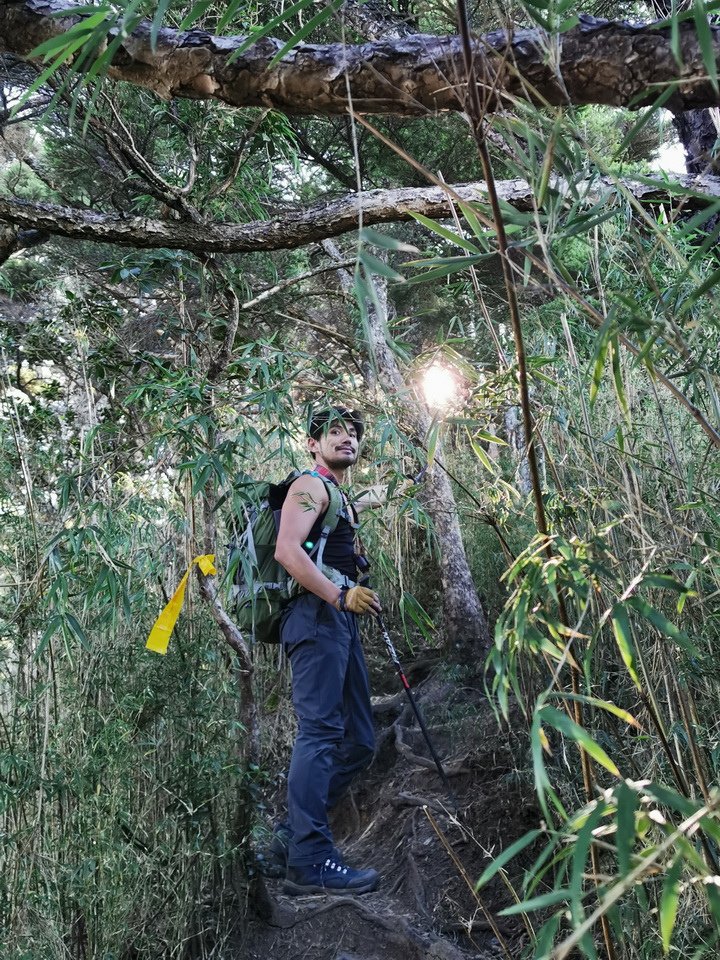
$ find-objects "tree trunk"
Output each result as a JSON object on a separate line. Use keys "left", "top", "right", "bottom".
{"left": 504, "top": 405, "right": 531, "bottom": 497}
{"left": 646, "top": 0, "right": 720, "bottom": 174}
{"left": 366, "top": 293, "right": 492, "bottom": 663}
{"left": 4, "top": 4, "right": 720, "bottom": 115}
{"left": 323, "top": 240, "right": 491, "bottom": 661}
{"left": 421, "top": 452, "right": 492, "bottom": 662}
{"left": 674, "top": 108, "right": 720, "bottom": 174}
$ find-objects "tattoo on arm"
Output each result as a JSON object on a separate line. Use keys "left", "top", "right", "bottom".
{"left": 293, "top": 490, "right": 319, "bottom": 513}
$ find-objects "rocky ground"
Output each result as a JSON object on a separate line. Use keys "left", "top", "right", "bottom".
{"left": 237, "top": 668, "right": 539, "bottom": 960}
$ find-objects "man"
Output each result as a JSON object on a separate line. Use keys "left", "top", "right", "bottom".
{"left": 273, "top": 405, "right": 382, "bottom": 896}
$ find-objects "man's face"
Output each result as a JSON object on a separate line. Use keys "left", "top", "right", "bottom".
{"left": 308, "top": 419, "right": 359, "bottom": 469}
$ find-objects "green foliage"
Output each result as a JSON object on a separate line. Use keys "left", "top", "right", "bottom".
{"left": 0, "top": 239, "right": 447, "bottom": 952}
{"left": 5, "top": 1, "right": 720, "bottom": 957}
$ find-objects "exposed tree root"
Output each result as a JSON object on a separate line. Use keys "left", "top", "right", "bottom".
{"left": 390, "top": 792, "right": 450, "bottom": 813}
{"left": 393, "top": 719, "right": 469, "bottom": 777}
{"left": 269, "top": 894, "right": 474, "bottom": 960}
{"left": 405, "top": 808, "right": 431, "bottom": 919}
{"left": 371, "top": 691, "right": 406, "bottom": 716}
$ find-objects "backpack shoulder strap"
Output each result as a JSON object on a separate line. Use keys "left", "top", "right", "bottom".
{"left": 299, "top": 470, "right": 347, "bottom": 570}
{"left": 299, "top": 469, "right": 341, "bottom": 525}
{"left": 321, "top": 480, "right": 344, "bottom": 534}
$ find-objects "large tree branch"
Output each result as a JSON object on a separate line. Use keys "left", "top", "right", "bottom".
{"left": 3, "top": 2, "right": 720, "bottom": 115}
{"left": 1, "top": 174, "right": 719, "bottom": 255}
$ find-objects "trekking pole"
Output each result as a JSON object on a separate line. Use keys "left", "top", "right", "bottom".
{"left": 372, "top": 608, "right": 459, "bottom": 813}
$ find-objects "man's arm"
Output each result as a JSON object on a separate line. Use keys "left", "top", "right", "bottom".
{"left": 353, "top": 473, "right": 419, "bottom": 512}
{"left": 352, "top": 483, "right": 387, "bottom": 513}
{"left": 275, "top": 475, "right": 342, "bottom": 605}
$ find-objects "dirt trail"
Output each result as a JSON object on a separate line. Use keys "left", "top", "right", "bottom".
{"left": 240, "top": 674, "right": 538, "bottom": 960}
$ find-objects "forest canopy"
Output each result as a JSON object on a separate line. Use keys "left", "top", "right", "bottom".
{"left": 2, "top": 1, "right": 720, "bottom": 959}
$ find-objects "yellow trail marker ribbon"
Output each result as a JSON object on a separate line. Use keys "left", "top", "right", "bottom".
{"left": 146, "top": 554, "right": 216, "bottom": 655}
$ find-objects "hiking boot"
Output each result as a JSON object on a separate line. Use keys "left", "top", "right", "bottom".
{"left": 283, "top": 856, "right": 380, "bottom": 896}
{"left": 256, "top": 823, "right": 291, "bottom": 879}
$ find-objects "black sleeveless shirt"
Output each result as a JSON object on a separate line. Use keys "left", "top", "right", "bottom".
{"left": 304, "top": 491, "right": 358, "bottom": 580}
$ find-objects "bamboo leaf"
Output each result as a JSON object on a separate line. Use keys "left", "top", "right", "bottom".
{"left": 15, "top": 8, "right": 122, "bottom": 121}
{"left": 456, "top": 201, "right": 489, "bottom": 242}
{"left": 693, "top": 0, "right": 719, "bottom": 93}
{"left": 426, "top": 420, "right": 440, "bottom": 469}
{"left": 179, "top": 1, "right": 214, "bottom": 29}
{"left": 626, "top": 596, "right": 701, "bottom": 658}
{"left": 610, "top": 335, "right": 630, "bottom": 423}
{"left": 30, "top": 18, "right": 105, "bottom": 59}
{"left": 615, "top": 85, "right": 678, "bottom": 157}
{"left": 675, "top": 199, "right": 720, "bottom": 240}
{"left": 559, "top": 14, "right": 580, "bottom": 31}
{"left": 610, "top": 604, "right": 641, "bottom": 689}
{"left": 399, "top": 592, "right": 435, "bottom": 642}
{"left": 660, "top": 856, "right": 683, "bottom": 953}
{"left": 570, "top": 799, "right": 606, "bottom": 931}
{"left": 641, "top": 573, "right": 688, "bottom": 593}
{"left": 476, "top": 829, "right": 543, "bottom": 889}
{"left": 359, "top": 228, "right": 419, "bottom": 253}
{"left": 217, "top": 0, "right": 251, "bottom": 31}
{"left": 615, "top": 781, "right": 637, "bottom": 875}
{"left": 499, "top": 888, "right": 572, "bottom": 916}
{"left": 521, "top": 4, "right": 552, "bottom": 29}
{"left": 474, "top": 429, "right": 507, "bottom": 445}
{"left": 14, "top": 33, "right": 94, "bottom": 110}
{"left": 540, "top": 705, "right": 621, "bottom": 777}
{"left": 35, "top": 615, "right": 63, "bottom": 659}
{"left": 671, "top": 0, "right": 682, "bottom": 63}
{"left": 589, "top": 318, "right": 612, "bottom": 407}
{"left": 408, "top": 213, "right": 481, "bottom": 254}
{"left": 644, "top": 782, "right": 702, "bottom": 818}
{"left": 406, "top": 255, "right": 483, "bottom": 268}
{"left": 534, "top": 915, "right": 562, "bottom": 956}
{"left": 404, "top": 256, "right": 490, "bottom": 284}
{"left": 523, "top": 833, "right": 566, "bottom": 896}
{"left": 531, "top": 708, "right": 552, "bottom": 820}
{"left": 229, "top": 0, "right": 321, "bottom": 61}
{"left": 65, "top": 612, "right": 90, "bottom": 651}
{"left": 562, "top": 206, "right": 617, "bottom": 239}
{"left": 680, "top": 262, "right": 720, "bottom": 312}
{"left": 359, "top": 251, "right": 405, "bottom": 283}
{"left": 548, "top": 692, "right": 640, "bottom": 728}
{"left": 269, "top": 0, "right": 345, "bottom": 68}
{"left": 536, "top": 117, "right": 560, "bottom": 207}
{"left": 469, "top": 439, "right": 495, "bottom": 473}
{"left": 150, "top": 0, "right": 172, "bottom": 51}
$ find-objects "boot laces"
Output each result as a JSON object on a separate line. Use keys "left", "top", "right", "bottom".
{"left": 323, "top": 858, "right": 348, "bottom": 875}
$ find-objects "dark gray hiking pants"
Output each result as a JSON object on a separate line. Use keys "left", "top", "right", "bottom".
{"left": 280, "top": 593, "right": 375, "bottom": 867}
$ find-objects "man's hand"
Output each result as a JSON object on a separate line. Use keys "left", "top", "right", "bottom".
{"left": 335, "top": 585, "right": 382, "bottom": 616}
